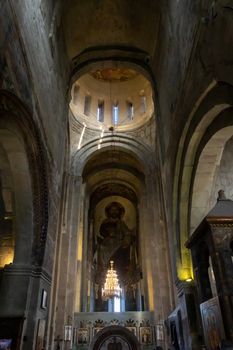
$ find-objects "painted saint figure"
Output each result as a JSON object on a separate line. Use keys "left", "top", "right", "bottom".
{"left": 96, "top": 202, "right": 137, "bottom": 285}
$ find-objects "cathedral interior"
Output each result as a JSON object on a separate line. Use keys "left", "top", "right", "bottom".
{"left": 0, "top": 1, "right": 233, "bottom": 350}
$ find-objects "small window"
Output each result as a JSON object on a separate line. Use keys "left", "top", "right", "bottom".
{"left": 112, "top": 102, "right": 119, "bottom": 125}
{"left": 126, "top": 100, "right": 134, "bottom": 120}
{"left": 97, "top": 100, "right": 104, "bottom": 122}
{"left": 84, "top": 94, "right": 91, "bottom": 116}
{"left": 108, "top": 297, "right": 122, "bottom": 312}
{"left": 114, "top": 297, "right": 121, "bottom": 312}
{"left": 73, "top": 84, "right": 79, "bottom": 105}
{"left": 140, "top": 91, "right": 147, "bottom": 114}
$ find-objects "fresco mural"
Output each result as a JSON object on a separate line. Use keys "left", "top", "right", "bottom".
{"left": 90, "top": 68, "right": 138, "bottom": 83}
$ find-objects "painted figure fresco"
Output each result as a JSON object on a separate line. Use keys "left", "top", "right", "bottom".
{"left": 96, "top": 202, "right": 137, "bottom": 285}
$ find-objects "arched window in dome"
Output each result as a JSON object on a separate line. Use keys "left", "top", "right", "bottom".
{"left": 126, "top": 100, "right": 134, "bottom": 120}
{"left": 97, "top": 100, "right": 104, "bottom": 122}
{"left": 84, "top": 94, "right": 91, "bottom": 116}
{"left": 72, "top": 84, "right": 80, "bottom": 105}
{"left": 112, "top": 101, "right": 119, "bottom": 125}
{"left": 140, "top": 91, "right": 147, "bottom": 114}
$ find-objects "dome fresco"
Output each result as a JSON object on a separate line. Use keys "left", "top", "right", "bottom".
{"left": 90, "top": 68, "right": 138, "bottom": 83}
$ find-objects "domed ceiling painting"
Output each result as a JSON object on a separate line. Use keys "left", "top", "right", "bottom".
{"left": 90, "top": 68, "right": 138, "bottom": 83}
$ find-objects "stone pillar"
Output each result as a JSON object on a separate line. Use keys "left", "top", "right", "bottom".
{"left": 0, "top": 264, "right": 31, "bottom": 316}
{"left": 50, "top": 173, "right": 82, "bottom": 350}
{"left": 0, "top": 157, "right": 42, "bottom": 350}
{"left": 143, "top": 167, "right": 173, "bottom": 348}
{"left": 138, "top": 191, "right": 150, "bottom": 311}
{"left": 80, "top": 192, "right": 89, "bottom": 312}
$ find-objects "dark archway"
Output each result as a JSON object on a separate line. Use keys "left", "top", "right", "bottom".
{"left": 0, "top": 90, "right": 49, "bottom": 349}
{"left": 0, "top": 90, "right": 48, "bottom": 266}
{"left": 173, "top": 82, "right": 233, "bottom": 281}
{"left": 90, "top": 326, "right": 141, "bottom": 350}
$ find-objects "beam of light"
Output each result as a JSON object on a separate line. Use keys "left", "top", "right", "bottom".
{"left": 114, "top": 296, "right": 121, "bottom": 312}
{"left": 78, "top": 122, "right": 86, "bottom": 150}
{"left": 97, "top": 128, "right": 104, "bottom": 150}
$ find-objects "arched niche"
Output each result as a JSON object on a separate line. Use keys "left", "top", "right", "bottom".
{"left": 0, "top": 91, "right": 49, "bottom": 347}
{"left": 0, "top": 128, "right": 33, "bottom": 266}
{"left": 173, "top": 82, "right": 233, "bottom": 281}
{"left": 89, "top": 325, "right": 141, "bottom": 350}
{"left": 0, "top": 141, "right": 14, "bottom": 268}
{"left": 190, "top": 127, "right": 233, "bottom": 232}
{"left": 0, "top": 91, "right": 48, "bottom": 266}
{"left": 65, "top": 49, "right": 171, "bottom": 321}
{"left": 90, "top": 194, "right": 140, "bottom": 313}
{"left": 82, "top": 147, "right": 146, "bottom": 195}
{"left": 74, "top": 147, "right": 149, "bottom": 313}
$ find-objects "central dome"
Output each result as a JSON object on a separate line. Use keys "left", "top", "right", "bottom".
{"left": 70, "top": 66, "right": 154, "bottom": 131}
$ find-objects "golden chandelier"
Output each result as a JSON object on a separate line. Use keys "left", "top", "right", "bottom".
{"left": 102, "top": 261, "right": 122, "bottom": 300}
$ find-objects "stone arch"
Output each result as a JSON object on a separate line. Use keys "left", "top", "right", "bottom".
{"left": 190, "top": 126, "right": 233, "bottom": 232}
{"left": 0, "top": 90, "right": 49, "bottom": 348}
{"left": 89, "top": 325, "right": 141, "bottom": 350}
{"left": 0, "top": 128, "right": 33, "bottom": 266}
{"left": 0, "top": 90, "right": 48, "bottom": 266}
{"left": 70, "top": 47, "right": 156, "bottom": 91}
{"left": 71, "top": 134, "right": 153, "bottom": 177}
{"left": 75, "top": 144, "right": 148, "bottom": 312}
{"left": 173, "top": 82, "right": 233, "bottom": 281}
{"left": 63, "top": 44, "right": 172, "bottom": 325}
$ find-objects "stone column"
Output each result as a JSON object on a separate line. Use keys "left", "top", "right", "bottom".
{"left": 80, "top": 190, "right": 89, "bottom": 312}
{"left": 50, "top": 173, "right": 82, "bottom": 350}
{"left": 65, "top": 173, "right": 84, "bottom": 326}
{"left": 138, "top": 191, "right": 150, "bottom": 311}
{"left": 0, "top": 153, "right": 38, "bottom": 350}
{"left": 143, "top": 167, "right": 173, "bottom": 349}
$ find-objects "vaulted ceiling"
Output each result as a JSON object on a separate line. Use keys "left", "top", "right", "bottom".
{"left": 62, "top": 0, "right": 161, "bottom": 60}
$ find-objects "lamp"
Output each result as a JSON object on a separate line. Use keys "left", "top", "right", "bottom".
{"left": 185, "top": 278, "right": 193, "bottom": 282}
{"left": 102, "top": 261, "right": 122, "bottom": 300}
